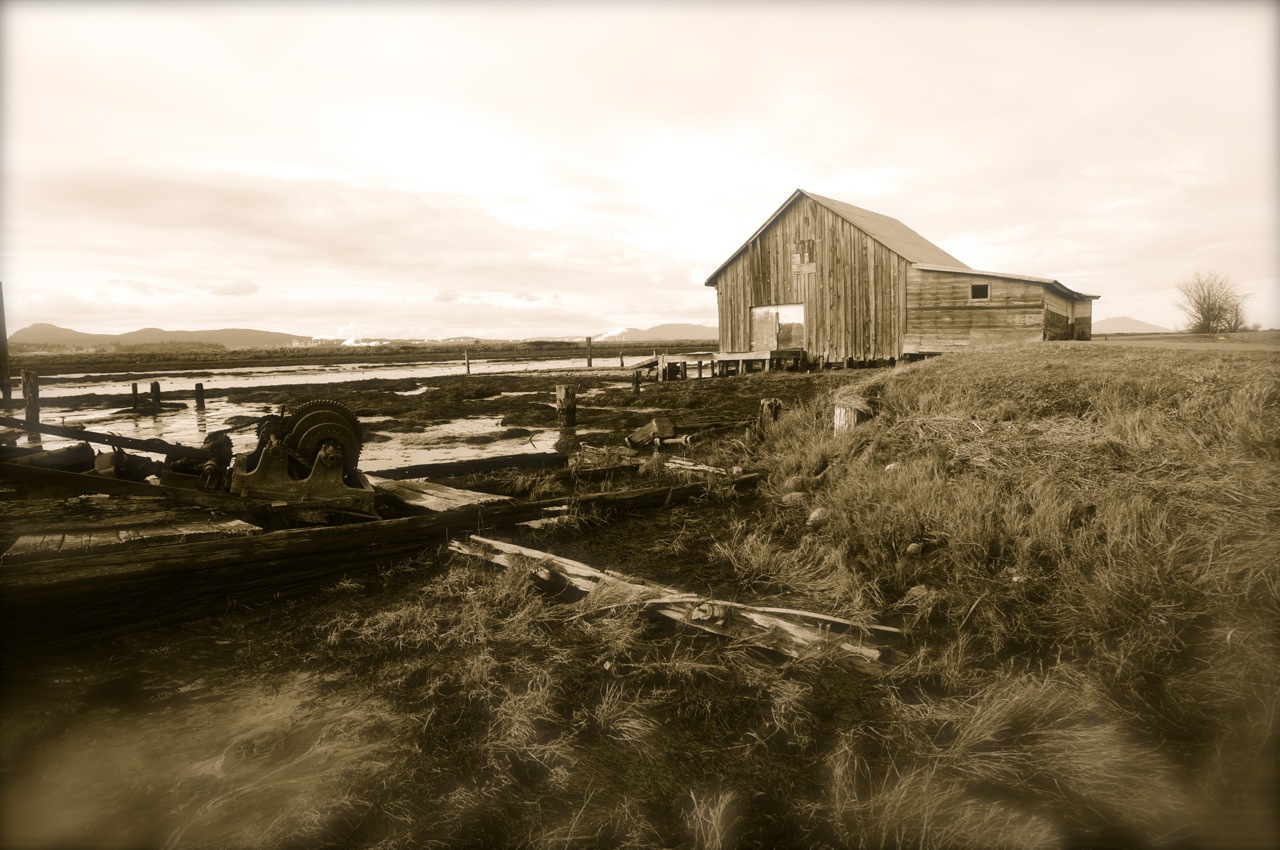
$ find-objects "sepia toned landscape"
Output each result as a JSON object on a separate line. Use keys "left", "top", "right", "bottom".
{"left": 2, "top": 333, "right": 1277, "bottom": 848}
{"left": 3, "top": 2, "right": 1278, "bottom": 849}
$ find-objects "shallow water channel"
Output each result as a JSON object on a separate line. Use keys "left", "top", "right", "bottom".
{"left": 2, "top": 357, "right": 654, "bottom": 847}
{"left": 17, "top": 357, "right": 634, "bottom": 471}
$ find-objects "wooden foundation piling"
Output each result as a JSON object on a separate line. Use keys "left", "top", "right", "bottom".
{"left": 759, "top": 398, "right": 783, "bottom": 431}
{"left": 556, "top": 384, "right": 577, "bottom": 426}
{"left": 21, "top": 370, "right": 39, "bottom": 444}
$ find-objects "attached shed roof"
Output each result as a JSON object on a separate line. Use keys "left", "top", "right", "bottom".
{"left": 910, "top": 264, "right": 1100, "bottom": 301}
{"left": 705, "top": 189, "right": 970, "bottom": 286}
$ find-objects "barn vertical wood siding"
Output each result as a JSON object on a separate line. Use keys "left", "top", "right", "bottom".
{"left": 712, "top": 196, "right": 908, "bottom": 361}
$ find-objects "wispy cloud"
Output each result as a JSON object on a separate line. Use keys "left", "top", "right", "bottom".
{"left": 2, "top": 2, "right": 1275, "bottom": 334}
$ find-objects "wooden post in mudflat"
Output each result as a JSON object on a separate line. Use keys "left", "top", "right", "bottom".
{"left": 619, "top": 351, "right": 624, "bottom": 368}
{"left": 632, "top": 370, "right": 641, "bottom": 394}
{"left": 556, "top": 384, "right": 576, "bottom": 427}
{"left": 195, "top": 383, "right": 205, "bottom": 410}
{"left": 150, "top": 381, "right": 162, "bottom": 407}
{"left": 131, "top": 383, "right": 139, "bottom": 410}
{"left": 21, "top": 370, "right": 39, "bottom": 443}
{"left": 464, "top": 349, "right": 471, "bottom": 375}
{"left": 586, "top": 336, "right": 593, "bottom": 368}
{"left": 758, "top": 398, "right": 783, "bottom": 431}
{"left": 0, "top": 280, "right": 10, "bottom": 402}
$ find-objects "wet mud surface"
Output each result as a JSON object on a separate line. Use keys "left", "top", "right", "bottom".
{"left": 2, "top": 362, "right": 852, "bottom": 848}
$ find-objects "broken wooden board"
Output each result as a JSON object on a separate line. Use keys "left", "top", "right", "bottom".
{"left": 367, "top": 475, "right": 510, "bottom": 513}
{"left": 1, "top": 518, "right": 262, "bottom": 565}
{"left": 662, "top": 458, "right": 727, "bottom": 476}
{"left": 449, "top": 535, "right": 894, "bottom": 673}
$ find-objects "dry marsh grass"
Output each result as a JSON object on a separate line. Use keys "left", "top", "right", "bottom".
{"left": 12, "top": 343, "right": 1273, "bottom": 848}
{"left": 245, "top": 345, "right": 1280, "bottom": 846}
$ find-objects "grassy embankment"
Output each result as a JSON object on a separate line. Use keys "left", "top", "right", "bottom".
{"left": 5, "top": 343, "right": 1276, "bottom": 849}
{"left": 190, "top": 343, "right": 1275, "bottom": 848}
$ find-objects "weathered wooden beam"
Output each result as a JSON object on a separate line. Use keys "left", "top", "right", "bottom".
{"left": 367, "top": 475, "right": 510, "bottom": 513}
{"left": 364, "top": 451, "right": 568, "bottom": 480}
{"left": 0, "top": 460, "right": 163, "bottom": 497}
{"left": 0, "top": 415, "right": 212, "bottom": 460}
{"left": 450, "top": 536, "right": 890, "bottom": 672}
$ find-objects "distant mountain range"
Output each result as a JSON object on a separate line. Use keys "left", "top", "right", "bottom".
{"left": 8, "top": 322, "right": 720, "bottom": 348}
{"left": 8, "top": 323, "right": 310, "bottom": 349}
{"left": 596, "top": 324, "right": 717, "bottom": 342}
{"left": 1092, "top": 317, "right": 1174, "bottom": 334}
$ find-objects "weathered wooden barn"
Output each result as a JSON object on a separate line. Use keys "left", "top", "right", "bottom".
{"left": 705, "top": 189, "right": 1098, "bottom": 363}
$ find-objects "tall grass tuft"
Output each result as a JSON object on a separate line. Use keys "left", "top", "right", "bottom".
{"left": 283, "top": 345, "right": 1277, "bottom": 847}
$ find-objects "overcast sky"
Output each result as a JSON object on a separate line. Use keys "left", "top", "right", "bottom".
{"left": 2, "top": 1, "right": 1276, "bottom": 340}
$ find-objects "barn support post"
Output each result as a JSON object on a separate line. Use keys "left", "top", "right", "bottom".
{"left": 556, "top": 385, "right": 577, "bottom": 427}
{"left": 21, "top": 369, "right": 39, "bottom": 444}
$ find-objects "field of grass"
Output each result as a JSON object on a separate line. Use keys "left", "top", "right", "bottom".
{"left": 2, "top": 342, "right": 1277, "bottom": 849}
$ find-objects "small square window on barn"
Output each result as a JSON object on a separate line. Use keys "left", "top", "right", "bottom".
{"left": 970, "top": 283, "right": 990, "bottom": 300}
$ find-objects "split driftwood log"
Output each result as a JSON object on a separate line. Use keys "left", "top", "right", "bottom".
{"left": 449, "top": 535, "right": 896, "bottom": 673}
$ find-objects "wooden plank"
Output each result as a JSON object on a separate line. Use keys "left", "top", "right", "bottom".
{"left": 364, "top": 451, "right": 567, "bottom": 481}
{"left": 1, "top": 532, "right": 65, "bottom": 564}
{"left": 451, "top": 536, "right": 890, "bottom": 672}
{"left": 3, "top": 520, "right": 263, "bottom": 565}
{"left": 367, "top": 476, "right": 510, "bottom": 512}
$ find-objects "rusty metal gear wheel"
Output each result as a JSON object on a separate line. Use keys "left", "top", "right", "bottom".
{"left": 281, "top": 399, "right": 363, "bottom": 474}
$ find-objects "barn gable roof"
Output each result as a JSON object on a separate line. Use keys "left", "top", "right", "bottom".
{"left": 704, "top": 189, "right": 969, "bottom": 286}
